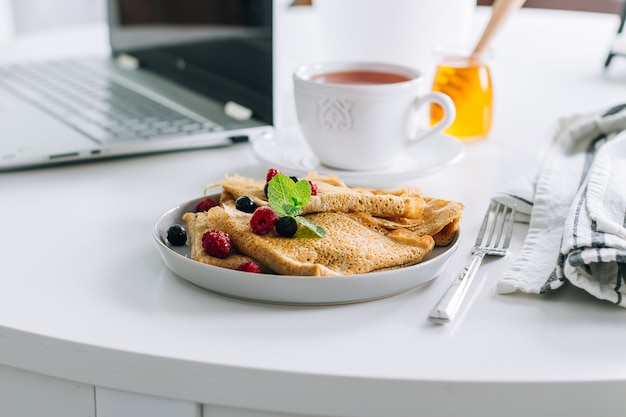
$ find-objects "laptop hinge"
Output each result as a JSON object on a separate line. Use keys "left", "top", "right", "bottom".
{"left": 224, "top": 101, "right": 252, "bottom": 121}
{"left": 115, "top": 54, "right": 140, "bottom": 70}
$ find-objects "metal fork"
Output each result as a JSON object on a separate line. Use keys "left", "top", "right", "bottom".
{"left": 428, "top": 201, "right": 516, "bottom": 324}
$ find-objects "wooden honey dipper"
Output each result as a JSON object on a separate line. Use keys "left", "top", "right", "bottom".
{"left": 472, "top": 0, "right": 527, "bottom": 58}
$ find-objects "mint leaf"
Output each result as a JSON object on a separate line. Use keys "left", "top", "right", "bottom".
{"left": 267, "top": 174, "right": 311, "bottom": 216}
{"left": 279, "top": 204, "right": 302, "bottom": 217}
{"left": 292, "top": 179, "right": 312, "bottom": 207}
{"left": 266, "top": 174, "right": 325, "bottom": 238}
{"left": 295, "top": 216, "right": 326, "bottom": 238}
{"left": 266, "top": 174, "right": 293, "bottom": 217}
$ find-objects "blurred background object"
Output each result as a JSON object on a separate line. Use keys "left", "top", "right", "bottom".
{"left": 477, "top": 0, "right": 622, "bottom": 13}
{"left": 605, "top": 0, "right": 626, "bottom": 66}
{"left": 313, "top": 0, "right": 477, "bottom": 82}
{"left": 1, "top": 0, "right": 621, "bottom": 36}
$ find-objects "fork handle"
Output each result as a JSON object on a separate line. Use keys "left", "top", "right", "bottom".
{"left": 428, "top": 251, "right": 486, "bottom": 324}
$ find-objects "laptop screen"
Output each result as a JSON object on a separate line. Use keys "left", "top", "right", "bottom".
{"left": 107, "top": 0, "right": 273, "bottom": 124}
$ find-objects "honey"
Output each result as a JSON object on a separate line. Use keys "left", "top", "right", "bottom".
{"left": 430, "top": 55, "right": 493, "bottom": 140}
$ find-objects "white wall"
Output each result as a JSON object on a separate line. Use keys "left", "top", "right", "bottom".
{"left": 0, "top": 0, "right": 15, "bottom": 41}
{"left": 10, "top": 0, "right": 106, "bottom": 34}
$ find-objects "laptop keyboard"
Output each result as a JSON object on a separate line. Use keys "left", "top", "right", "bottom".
{"left": 0, "top": 60, "right": 223, "bottom": 144}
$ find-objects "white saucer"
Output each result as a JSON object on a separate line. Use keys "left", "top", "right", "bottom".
{"left": 250, "top": 128, "right": 464, "bottom": 187}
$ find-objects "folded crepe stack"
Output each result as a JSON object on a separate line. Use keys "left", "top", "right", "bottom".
{"left": 183, "top": 172, "right": 464, "bottom": 276}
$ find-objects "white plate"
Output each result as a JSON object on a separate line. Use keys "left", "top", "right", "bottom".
{"left": 250, "top": 128, "right": 464, "bottom": 187}
{"left": 153, "top": 196, "right": 461, "bottom": 305}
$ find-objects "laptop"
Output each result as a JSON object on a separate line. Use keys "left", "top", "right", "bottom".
{"left": 0, "top": 0, "right": 274, "bottom": 171}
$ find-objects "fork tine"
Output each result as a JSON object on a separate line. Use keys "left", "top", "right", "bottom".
{"left": 492, "top": 202, "right": 508, "bottom": 247}
{"left": 475, "top": 201, "right": 516, "bottom": 253}
{"left": 474, "top": 200, "right": 495, "bottom": 247}
{"left": 502, "top": 204, "right": 516, "bottom": 250}
{"left": 489, "top": 202, "right": 516, "bottom": 253}
{"left": 486, "top": 202, "right": 504, "bottom": 247}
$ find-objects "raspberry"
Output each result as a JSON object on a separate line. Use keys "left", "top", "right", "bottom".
{"left": 308, "top": 180, "right": 318, "bottom": 196}
{"left": 201, "top": 230, "right": 231, "bottom": 258}
{"left": 237, "top": 261, "right": 262, "bottom": 273}
{"left": 196, "top": 197, "right": 219, "bottom": 212}
{"left": 250, "top": 206, "right": 278, "bottom": 234}
{"left": 266, "top": 168, "right": 281, "bottom": 182}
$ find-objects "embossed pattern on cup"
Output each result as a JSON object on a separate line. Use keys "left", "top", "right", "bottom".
{"left": 317, "top": 97, "right": 353, "bottom": 131}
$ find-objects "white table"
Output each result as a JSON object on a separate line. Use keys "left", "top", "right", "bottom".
{"left": 2, "top": 6, "right": 626, "bottom": 417}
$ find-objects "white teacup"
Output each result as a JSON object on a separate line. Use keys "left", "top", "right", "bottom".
{"left": 293, "top": 62, "right": 456, "bottom": 171}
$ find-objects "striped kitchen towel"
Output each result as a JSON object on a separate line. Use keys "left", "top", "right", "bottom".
{"left": 494, "top": 103, "right": 626, "bottom": 306}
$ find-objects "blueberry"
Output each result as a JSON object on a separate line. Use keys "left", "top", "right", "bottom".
{"left": 276, "top": 216, "right": 298, "bottom": 237}
{"left": 236, "top": 195, "right": 257, "bottom": 213}
{"left": 167, "top": 224, "right": 187, "bottom": 246}
{"left": 290, "top": 176, "right": 300, "bottom": 183}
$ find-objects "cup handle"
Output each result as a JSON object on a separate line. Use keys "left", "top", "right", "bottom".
{"left": 410, "top": 92, "right": 456, "bottom": 144}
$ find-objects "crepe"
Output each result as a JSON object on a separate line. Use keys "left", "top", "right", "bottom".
{"left": 207, "top": 172, "right": 425, "bottom": 219}
{"left": 185, "top": 171, "right": 463, "bottom": 276}
{"left": 348, "top": 196, "right": 464, "bottom": 246}
{"left": 183, "top": 209, "right": 271, "bottom": 272}
{"left": 184, "top": 206, "right": 434, "bottom": 276}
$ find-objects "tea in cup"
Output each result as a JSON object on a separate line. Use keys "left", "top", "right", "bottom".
{"left": 293, "top": 62, "right": 456, "bottom": 171}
